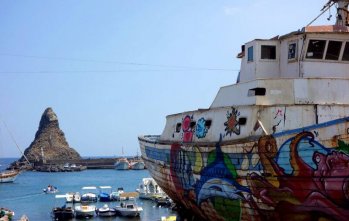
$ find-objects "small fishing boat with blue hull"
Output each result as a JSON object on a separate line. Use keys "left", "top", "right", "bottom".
{"left": 98, "top": 186, "right": 112, "bottom": 202}
{"left": 139, "top": 1, "right": 349, "bottom": 220}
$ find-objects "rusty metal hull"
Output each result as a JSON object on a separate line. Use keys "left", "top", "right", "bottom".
{"left": 139, "top": 116, "right": 349, "bottom": 221}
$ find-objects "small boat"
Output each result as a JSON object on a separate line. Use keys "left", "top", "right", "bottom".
{"left": 65, "top": 193, "right": 74, "bottom": 203}
{"left": 51, "top": 195, "right": 75, "bottom": 220}
{"left": 161, "top": 216, "right": 177, "bottom": 221}
{"left": 98, "top": 186, "right": 112, "bottom": 202}
{"left": 155, "top": 196, "right": 172, "bottom": 207}
{"left": 114, "top": 202, "right": 143, "bottom": 217}
{"left": 0, "top": 207, "right": 15, "bottom": 220}
{"left": 74, "top": 205, "right": 96, "bottom": 218}
{"left": 65, "top": 192, "right": 80, "bottom": 203}
{"left": 114, "top": 158, "right": 130, "bottom": 170}
{"left": 130, "top": 160, "right": 145, "bottom": 170}
{"left": 43, "top": 185, "right": 58, "bottom": 194}
{"left": 0, "top": 170, "right": 19, "bottom": 183}
{"left": 73, "top": 192, "right": 81, "bottom": 203}
{"left": 111, "top": 187, "right": 125, "bottom": 201}
{"left": 95, "top": 204, "right": 117, "bottom": 217}
{"left": 80, "top": 186, "right": 97, "bottom": 203}
{"left": 137, "top": 178, "right": 165, "bottom": 200}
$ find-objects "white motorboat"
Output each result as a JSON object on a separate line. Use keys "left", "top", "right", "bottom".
{"left": 80, "top": 186, "right": 97, "bottom": 203}
{"left": 114, "top": 202, "right": 143, "bottom": 217}
{"left": 74, "top": 204, "right": 96, "bottom": 218}
{"left": 95, "top": 204, "right": 117, "bottom": 217}
{"left": 0, "top": 170, "right": 19, "bottom": 183}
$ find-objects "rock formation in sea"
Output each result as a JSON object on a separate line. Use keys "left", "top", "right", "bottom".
{"left": 20, "top": 107, "right": 81, "bottom": 163}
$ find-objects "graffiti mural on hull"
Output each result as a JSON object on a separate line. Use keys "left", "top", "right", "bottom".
{"left": 163, "top": 131, "right": 349, "bottom": 221}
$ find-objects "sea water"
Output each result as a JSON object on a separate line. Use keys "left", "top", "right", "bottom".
{"left": 0, "top": 158, "right": 178, "bottom": 221}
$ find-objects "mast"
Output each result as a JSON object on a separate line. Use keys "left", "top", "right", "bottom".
{"left": 332, "top": 0, "right": 349, "bottom": 26}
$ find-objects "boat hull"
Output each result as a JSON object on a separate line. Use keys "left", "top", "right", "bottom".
{"left": 115, "top": 161, "right": 130, "bottom": 170}
{"left": 139, "top": 117, "right": 349, "bottom": 221}
{"left": 0, "top": 170, "right": 19, "bottom": 183}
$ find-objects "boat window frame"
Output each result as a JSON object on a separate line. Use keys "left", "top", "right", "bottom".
{"left": 342, "top": 41, "right": 349, "bottom": 61}
{"left": 287, "top": 41, "right": 297, "bottom": 61}
{"left": 260, "top": 45, "right": 276, "bottom": 60}
{"left": 247, "top": 46, "right": 254, "bottom": 62}
{"left": 325, "top": 40, "right": 342, "bottom": 61}
{"left": 306, "top": 39, "right": 327, "bottom": 60}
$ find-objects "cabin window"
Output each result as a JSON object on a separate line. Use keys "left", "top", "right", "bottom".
{"left": 325, "top": 41, "right": 342, "bottom": 60}
{"left": 238, "top": 117, "right": 247, "bottom": 125}
{"left": 247, "top": 46, "right": 254, "bottom": 62}
{"left": 288, "top": 43, "right": 297, "bottom": 60}
{"left": 261, "top": 45, "right": 276, "bottom": 60}
{"left": 175, "top": 123, "right": 181, "bottom": 133}
{"left": 205, "top": 120, "right": 212, "bottom": 129}
{"left": 248, "top": 87, "right": 266, "bottom": 96}
{"left": 306, "top": 40, "right": 326, "bottom": 59}
{"left": 343, "top": 42, "right": 349, "bottom": 61}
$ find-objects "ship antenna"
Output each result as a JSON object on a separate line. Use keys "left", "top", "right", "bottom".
{"left": 306, "top": 1, "right": 336, "bottom": 26}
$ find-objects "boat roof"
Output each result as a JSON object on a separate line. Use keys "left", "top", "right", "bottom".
{"left": 82, "top": 186, "right": 97, "bottom": 190}
{"left": 55, "top": 194, "right": 68, "bottom": 199}
{"left": 99, "top": 186, "right": 112, "bottom": 189}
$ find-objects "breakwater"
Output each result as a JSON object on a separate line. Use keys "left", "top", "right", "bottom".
{"left": 11, "top": 157, "right": 143, "bottom": 172}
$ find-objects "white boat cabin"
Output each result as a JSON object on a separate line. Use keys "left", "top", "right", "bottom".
{"left": 158, "top": 1, "right": 349, "bottom": 144}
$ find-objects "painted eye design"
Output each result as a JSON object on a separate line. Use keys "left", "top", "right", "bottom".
{"left": 315, "top": 155, "right": 321, "bottom": 163}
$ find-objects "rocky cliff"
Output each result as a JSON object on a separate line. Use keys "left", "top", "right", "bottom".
{"left": 20, "top": 107, "right": 81, "bottom": 163}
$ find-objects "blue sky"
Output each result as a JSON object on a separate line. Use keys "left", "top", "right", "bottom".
{"left": 0, "top": 0, "right": 333, "bottom": 157}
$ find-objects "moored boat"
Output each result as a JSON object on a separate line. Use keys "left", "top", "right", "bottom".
{"left": 51, "top": 194, "right": 75, "bottom": 220}
{"left": 80, "top": 186, "right": 97, "bottom": 203}
{"left": 138, "top": 1, "right": 349, "bottom": 220}
{"left": 114, "top": 158, "right": 130, "bottom": 170}
{"left": 98, "top": 186, "right": 112, "bottom": 202}
{"left": 136, "top": 178, "right": 166, "bottom": 200}
{"left": 114, "top": 201, "right": 143, "bottom": 217}
{"left": 130, "top": 160, "right": 145, "bottom": 170}
{"left": 0, "top": 170, "right": 19, "bottom": 183}
{"left": 95, "top": 204, "right": 117, "bottom": 217}
{"left": 74, "top": 205, "right": 95, "bottom": 218}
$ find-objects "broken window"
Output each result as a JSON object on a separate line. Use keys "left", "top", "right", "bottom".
{"left": 306, "top": 40, "right": 326, "bottom": 59}
{"left": 261, "top": 45, "right": 276, "bottom": 59}
{"left": 288, "top": 43, "right": 297, "bottom": 60}
{"left": 325, "top": 41, "right": 342, "bottom": 60}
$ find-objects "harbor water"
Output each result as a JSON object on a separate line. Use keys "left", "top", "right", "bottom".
{"left": 0, "top": 158, "right": 178, "bottom": 221}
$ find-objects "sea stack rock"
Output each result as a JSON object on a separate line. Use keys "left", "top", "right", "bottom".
{"left": 21, "top": 107, "right": 81, "bottom": 163}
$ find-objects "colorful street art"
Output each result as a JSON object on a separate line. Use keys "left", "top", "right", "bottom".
{"left": 182, "top": 115, "right": 194, "bottom": 142}
{"left": 163, "top": 131, "right": 349, "bottom": 221}
{"left": 224, "top": 107, "right": 240, "bottom": 136}
{"left": 196, "top": 117, "right": 208, "bottom": 139}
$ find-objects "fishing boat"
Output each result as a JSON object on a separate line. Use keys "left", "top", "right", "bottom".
{"left": 138, "top": 1, "right": 349, "bottom": 220}
{"left": 95, "top": 204, "right": 117, "bottom": 217}
{"left": 114, "top": 158, "right": 130, "bottom": 170}
{"left": 0, "top": 170, "right": 19, "bottom": 183}
{"left": 114, "top": 201, "right": 143, "bottom": 217}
